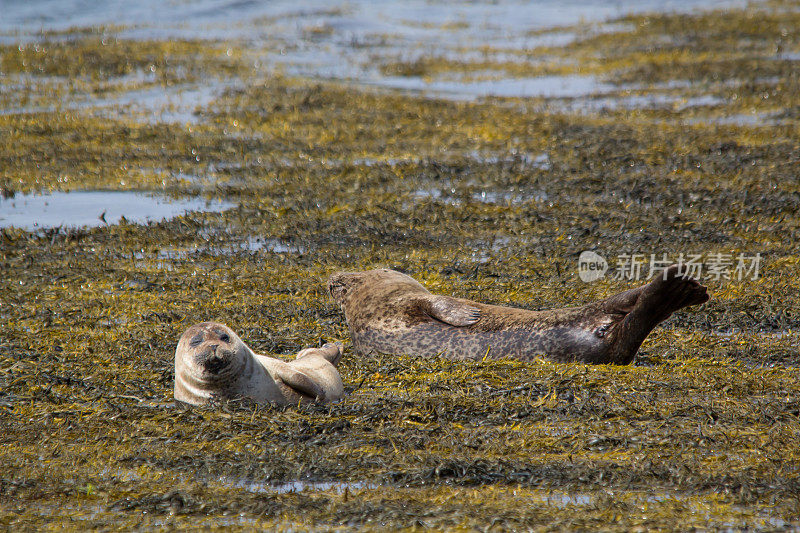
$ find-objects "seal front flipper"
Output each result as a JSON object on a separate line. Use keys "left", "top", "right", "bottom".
{"left": 272, "top": 362, "right": 326, "bottom": 401}
{"left": 295, "top": 342, "right": 344, "bottom": 366}
{"left": 424, "top": 295, "right": 481, "bottom": 327}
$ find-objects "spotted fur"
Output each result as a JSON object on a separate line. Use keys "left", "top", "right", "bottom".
{"left": 328, "top": 266, "right": 709, "bottom": 365}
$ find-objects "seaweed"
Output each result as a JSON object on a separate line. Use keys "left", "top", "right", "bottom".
{"left": 1, "top": 2, "right": 799, "bottom": 529}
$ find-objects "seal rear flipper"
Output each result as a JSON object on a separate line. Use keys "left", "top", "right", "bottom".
{"left": 424, "top": 295, "right": 481, "bottom": 327}
{"left": 598, "top": 264, "right": 709, "bottom": 318}
{"left": 605, "top": 264, "right": 709, "bottom": 364}
{"left": 598, "top": 286, "right": 644, "bottom": 316}
{"left": 637, "top": 264, "right": 710, "bottom": 321}
{"left": 273, "top": 363, "right": 326, "bottom": 401}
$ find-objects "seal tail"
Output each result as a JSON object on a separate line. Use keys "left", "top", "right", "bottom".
{"left": 604, "top": 264, "right": 709, "bottom": 364}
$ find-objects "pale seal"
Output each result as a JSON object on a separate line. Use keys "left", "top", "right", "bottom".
{"left": 174, "top": 322, "right": 344, "bottom": 406}
{"left": 327, "top": 265, "right": 708, "bottom": 364}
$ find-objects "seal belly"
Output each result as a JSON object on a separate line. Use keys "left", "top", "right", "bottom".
{"left": 355, "top": 322, "right": 606, "bottom": 362}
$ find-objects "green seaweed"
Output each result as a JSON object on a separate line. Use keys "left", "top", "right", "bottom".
{"left": 1, "top": 2, "right": 799, "bottom": 530}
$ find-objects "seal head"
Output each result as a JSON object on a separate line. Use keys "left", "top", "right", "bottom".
{"left": 175, "top": 322, "right": 256, "bottom": 404}
{"left": 174, "top": 322, "right": 345, "bottom": 406}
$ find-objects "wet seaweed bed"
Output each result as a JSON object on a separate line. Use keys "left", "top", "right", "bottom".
{"left": 2, "top": 3, "right": 800, "bottom": 531}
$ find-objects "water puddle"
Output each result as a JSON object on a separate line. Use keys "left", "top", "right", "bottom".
{"left": 468, "top": 235, "right": 526, "bottom": 263}
{"left": 710, "top": 328, "right": 798, "bottom": 340}
{"left": 411, "top": 187, "right": 548, "bottom": 206}
{"left": 371, "top": 74, "right": 614, "bottom": 100}
{"left": 133, "top": 237, "right": 308, "bottom": 267}
{"left": 463, "top": 150, "right": 551, "bottom": 170}
{"left": 350, "top": 156, "right": 418, "bottom": 168}
{"left": 85, "top": 81, "right": 237, "bottom": 124}
{"left": 27, "top": 502, "right": 107, "bottom": 522}
{"left": 183, "top": 236, "right": 308, "bottom": 255}
{"left": 411, "top": 187, "right": 459, "bottom": 205}
{"left": 223, "top": 477, "right": 376, "bottom": 494}
{"left": 472, "top": 189, "right": 549, "bottom": 204}
{"left": 246, "top": 237, "right": 308, "bottom": 254}
{"left": 542, "top": 492, "right": 595, "bottom": 506}
{"left": 0, "top": 73, "right": 234, "bottom": 124}
{"left": 546, "top": 92, "right": 726, "bottom": 114}
{"left": 684, "top": 110, "right": 792, "bottom": 127}
{"left": 0, "top": 190, "right": 235, "bottom": 231}
{"left": 0, "top": 0, "right": 767, "bottom": 137}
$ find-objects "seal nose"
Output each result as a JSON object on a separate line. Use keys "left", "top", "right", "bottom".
{"left": 203, "top": 345, "right": 227, "bottom": 373}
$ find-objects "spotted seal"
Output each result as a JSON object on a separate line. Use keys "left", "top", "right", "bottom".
{"left": 327, "top": 265, "right": 708, "bottom": 364}
{"left": 174, "top": 322, "right": 344, "bottom": 406}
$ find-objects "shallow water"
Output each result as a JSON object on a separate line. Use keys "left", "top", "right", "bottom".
{"left": 87, "top": 82, "right": 235, "bottom": 124}
{"left": 0, "top": 0, "right": 762, "bottom": 124}
{"left": 223, "top": 477, "right": 376, "bottom": 494}
{"left": 0, "top": 191, "right": 235, "bottom": 230}
{"left": 472, "top": 189, "right": 549, "bottom": 204}
{"left": 1, "top": 0, "right": 748, "bottom": 39}
{"left": 411, "top": 186, "right": 548, "bottom": 207}
{"left": 1, "top": 0, "right": 749, "bottom": 99}
{"left": 551, "top": 92, "right": 727, "bottom": 114}
{"left": 371, "top": 74, "right": 615, "bottom": 100}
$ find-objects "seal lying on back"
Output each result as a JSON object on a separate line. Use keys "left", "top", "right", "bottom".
{"left": 175, "top": 322, "right": 344, "bottom": 406}
{"left": 327, "top": 265, "right": 708, "bottom": 364}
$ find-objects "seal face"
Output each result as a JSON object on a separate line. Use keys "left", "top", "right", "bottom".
{"left": 174, "top": 322, "right": 344, "bottom": 406}
{"left": 328, "top": 266, "right": 709, "bottom": 365}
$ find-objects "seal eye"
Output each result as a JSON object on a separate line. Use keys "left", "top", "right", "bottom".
{"left": 219, "top": 333, "right": 230, "bottom": 343}
{"left": 595, "top": 324, "right": 611, "bottom": 338}
{"left": 189, "top": 334, "right": 204, "bottom": 348}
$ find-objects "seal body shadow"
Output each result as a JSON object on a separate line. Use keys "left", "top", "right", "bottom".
{"left": 328, "top": 266, "right": 708, "bottom": 365}
{"left": 174, "top": 322, "right": 344, "bottom": 406}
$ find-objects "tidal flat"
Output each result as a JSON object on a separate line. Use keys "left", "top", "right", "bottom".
{"left": 1, "top": 1, "right": 799, "bottom": 530}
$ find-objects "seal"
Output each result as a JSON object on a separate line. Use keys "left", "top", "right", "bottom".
{"left": 174, "top": 322, "right": 344, "bottom": 406}
{"left": 327, "top": 265, "right": 709, "bottom": 364}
